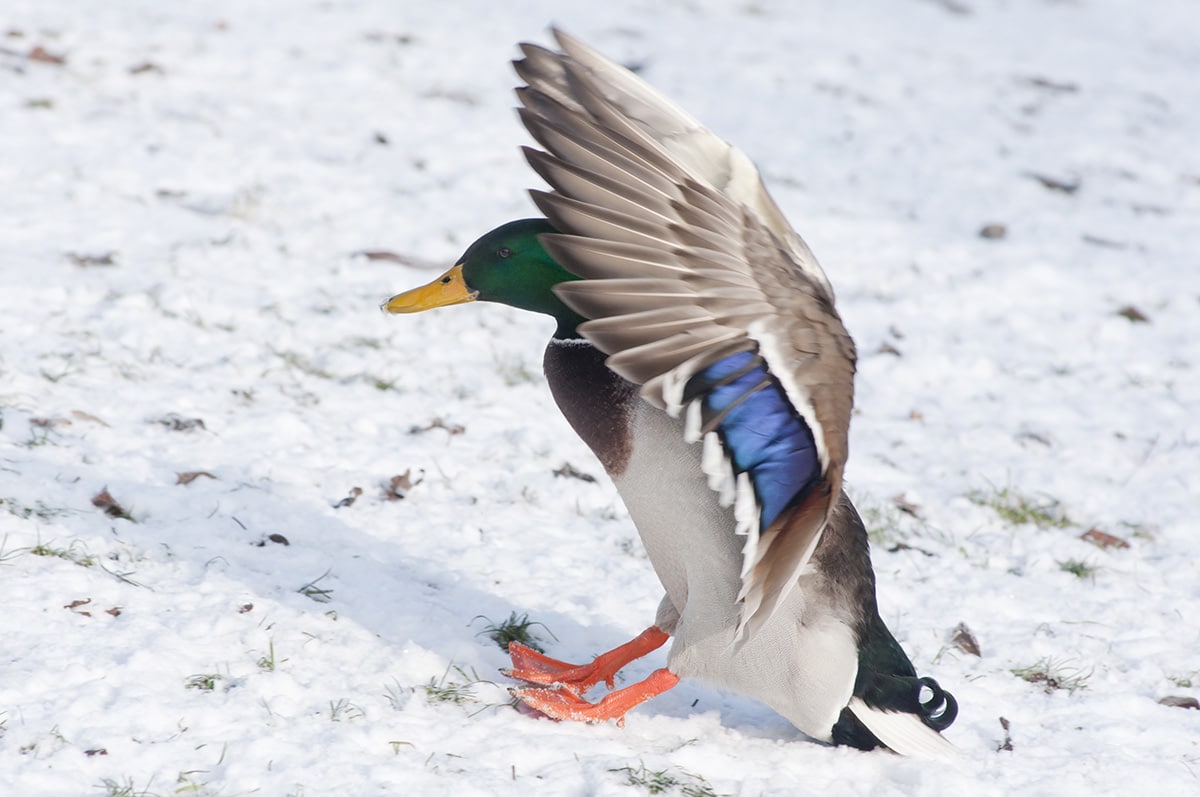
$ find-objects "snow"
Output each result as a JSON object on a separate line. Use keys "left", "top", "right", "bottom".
{"left": 2, "top": 0, "right": 1198, "bottom": 794}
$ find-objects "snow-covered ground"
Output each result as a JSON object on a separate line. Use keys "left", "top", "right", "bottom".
{"left": 2, "top": 1, "right": 1198, "bottom": 794}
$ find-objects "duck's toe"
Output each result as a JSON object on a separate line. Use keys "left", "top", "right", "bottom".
{"left": 501, "top": 626, "right": 670, "bottom": 694}
{"left": 511, "top": 667, "right": 680, "bottom": 726}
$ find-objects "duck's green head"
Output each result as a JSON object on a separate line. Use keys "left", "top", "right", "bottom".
{"left": 383, "top": 219, "right": 586, "bottom": 339}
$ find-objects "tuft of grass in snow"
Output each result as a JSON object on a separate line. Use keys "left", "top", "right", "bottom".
{"left": 329, "top": 698, "right": 365, "bottom": 722}
{"left": 493, "top": 352, "right": 538, "bottom": 386}
{"left": 185, "top": 673, "right": 224, "bottom": 692}
{"left": 611, "top": 762, "right": 718, "bottom": 797}
{"left": 617, "top": 536, "right": 648, "bottom": 558}
{"left": 38, "top": 361, "right": 81, "bottom": 384}
{"left": 2, "top": 496, "right": 68, "bottom": 521}
{"left": 274, "top": 349, "right": 334, "bottom": 380}
{"left": 383, "top": 679, "right": 411, "bottom": 711}
{"left": 1057, "top": 558, "right": 1100, "bottom": 579}
{"left": 423, "top": 663, "right": 487, "bottom": 706}
{"left": 858, "top": 498, "right": 906, "bottom": 547}
{"left": 97, "top": 776, "right": 161, "bottom": 797}
{"left": 966, "top": 485, "right": 1072, "bottom": 529}
{"left": 29, "top": 538, "right": 97, "bottom": 568}
{"left": 297, "top": 569, "right": 335, "bottom": 603}
{"left": 368, "top": 375, "right": 400, "bottom": 391}
{"left": 1011, "top": 657, "right": 1091, "bottom": 694}
{"left": 473, "top": 611, "right": 555, "bottom": 653}
{"left": 1168, "top": 672, "right": 1197, "bottom": 689}
{"left": 174, "top": 770, "right": 211, "bottom": 795}
{"left": 257, "top": 639, "right": 283, "bottom": 672}
{"left": 22, "top": 426, "right": 54, "bottom": 448}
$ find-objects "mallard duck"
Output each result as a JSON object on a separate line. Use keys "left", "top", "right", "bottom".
{"left": 384, "top": 29, "right": 957, "bottom": 757}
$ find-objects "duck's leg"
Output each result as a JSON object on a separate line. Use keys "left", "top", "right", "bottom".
{"left": 503, "top": 626, "right": 669, "bottom": 695}
{"left": 512, "top": 667, "right": 679, "bottom": 726}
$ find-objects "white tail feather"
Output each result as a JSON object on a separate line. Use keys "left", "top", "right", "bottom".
{"left": 847, "top": 697, "right": 960, "bottom": 761}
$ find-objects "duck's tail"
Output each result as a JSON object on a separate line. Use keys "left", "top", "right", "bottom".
{"left": 842, "top": 691, "right": 959, "bottom": 760}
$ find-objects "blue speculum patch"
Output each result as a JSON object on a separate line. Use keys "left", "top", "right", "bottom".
{"left": 689, "top": 350, "right": 819, "bottom": 529}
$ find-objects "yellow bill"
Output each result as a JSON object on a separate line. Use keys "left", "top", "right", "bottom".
{"left": 383, "top": 263, "right": 478, "bottom": 314}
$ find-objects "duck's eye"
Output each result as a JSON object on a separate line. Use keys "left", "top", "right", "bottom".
{"left": 497, "top": 247, "right": 512, "bottom": 259}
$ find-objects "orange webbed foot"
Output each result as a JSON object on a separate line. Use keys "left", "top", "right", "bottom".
{"left": 502, "top": 626, "right": 669, "bottom": 695}
{"left": 511, "top": 667, "right": 680, "bottom": 726}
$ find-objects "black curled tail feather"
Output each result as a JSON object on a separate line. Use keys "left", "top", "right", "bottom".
{"left": 862, "top": 674, "right": 957, "bottom": 730}
{"left": 831, "top": 674, "right": 959, "bottom": 751}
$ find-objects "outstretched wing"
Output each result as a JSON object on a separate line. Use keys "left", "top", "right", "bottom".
{"left": 516, "top": 29, "right": 856, "bottom": 637}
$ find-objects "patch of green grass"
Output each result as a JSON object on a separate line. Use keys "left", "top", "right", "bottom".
{"left": 611, "top": 763, "right": 718, "bottom": 797}
{"left": 29, "top": 539, "right": 96, "bottom": 568}
{"left": 1011, "top": 657, "right": 1090, "bottom": 695}
{"left": 23, "top": 426, "right": 53, "bottom": 447}
{"left": 424, "top": 663, "right": 483, "bottom": 705}
{"left": 185, "top": 673, "right": 224, "bottom": 692}
{"left": 39, "top": 365, "right": 80, "bottom": 384}
{"left": 494, "top": 352, "right": 538, "bottom": 386}
{"left": 329, "top": 698, "right": 366, "bottom": 722}
{"left": 967, "top": 485, "right": 1072, "bottom": 529}
{"left": 97, "top": 776, "right": 161, "bottom": 797}
{"left": 274, "top": 349, "right": 334, "bottom": 380}
{"left": 257, "top": 639, "right": 282, "bottom": 672}
{"left": 857, "top": 498, "right": 905, "bottom": 546}
{"left": 473, "top": 611, "right": 555, "bottom": 654}
{"left": 617, "top": 536, "right": 648, "bottom": 558}
{"left": 297, "top": 569, "right": 334, "bottom": 603}
{"left": 2, "top": 497, "right": 67, "bottom": 521}
{"left": 1168, "top": 672, "right": 1197, "bottom": 689}
{"left": 1057, "top": 558, "right": 1100, "bottom": 579}
{"left": 383, "top": 679, "right": 411, "bottom": 711}
{"left": 173, "top": 771, "right": 210, "bottom": 795}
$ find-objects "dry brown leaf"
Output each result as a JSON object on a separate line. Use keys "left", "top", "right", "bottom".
{"left": 409, "top": 417, "right": 464, "bottom": 436}
{"left": 979, "top": 223, "right": 1007, "bottom": 239}
{"left": 67, "top": 251, "right": 116, "bottom": 267}
{"left": 553, "top": 462, "right": 597, "bottom": 483}
{"left": 28, "top": 44, "right": 65, "bottom": 64}
{"left": 1081, "top": 528, "right": 1130, "bottom": 550}
{"left": 385, "top": 469, "right": 424, "bottom": 500}
{"left": 30, "top": 416, "right": 71, "bottom": 428}
{"left": 891, "top": 493, "right": 921, "bottom": 517}
{"left": 71, "top": 410, "right": 110, "bottom": 426}
{"left": 91, "top": 488, "right": 132, "bottom": 520}
{"left": 951, "top": 622, "right": 982, "bottom": 657}
{"left": 1158, "top": 696, "right": 1199, "bottom": 710}
{"left": 105, "top": 607, "right": 121, "bottom": 617}
{"left": 357, "top": 250, "right": 409, "bottom": 263}
{"left": 238, "top": 603, "right": 254, "bottom": 614}
{"left": 65, "top": 598, "right": 92, "bottom": 616}
{"left": 1116, "top": 304, "right": 1150, "bottom": 323}
{"left": 1028, "top": 173, "right": 1080, "bottom": 194}
{"left": 998, "top": 717, "right": 1013, "bottom": 751}
{"left": 154, "top": 413, "right": 206, "bottom": 432}
{"left": 334, "top": 486, "right": 363, "bottom": 509}
{"left": 176, "top": 471, "right": 217, "bottom": 486}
